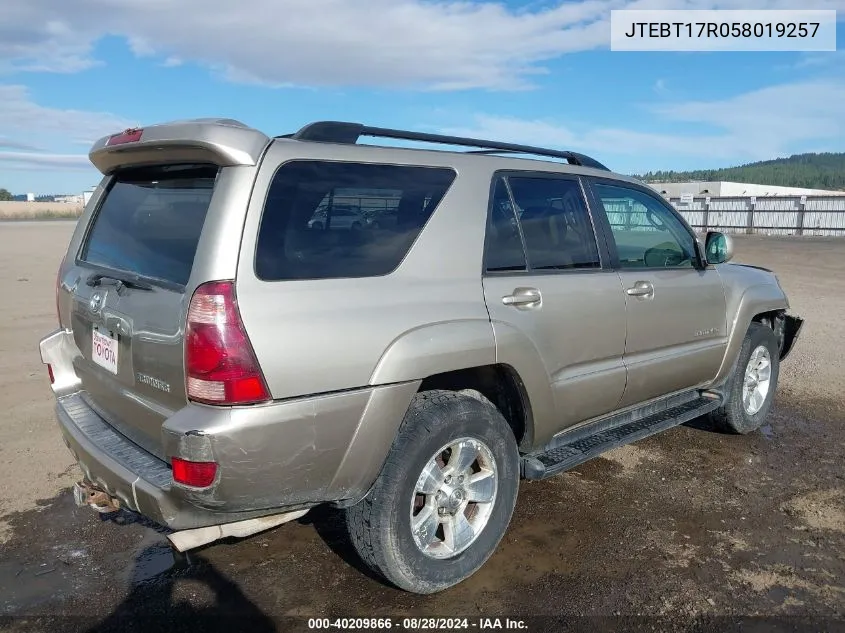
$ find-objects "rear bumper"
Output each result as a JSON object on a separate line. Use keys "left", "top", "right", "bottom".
{"left": 41, "top": 330, "right": 420, "bottom": 531}
{"left": 52, "top": 382, "right": 419, "bottom": 530}
{"left": 55, "top": 393, "right": 278, "bottom": 530}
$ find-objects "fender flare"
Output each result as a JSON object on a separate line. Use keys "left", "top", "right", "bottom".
{"left": 368, "top": 319, "right": 496, "bottom": 385}
{"left": 712, "top": 282, "right": 789, "bottom": 385}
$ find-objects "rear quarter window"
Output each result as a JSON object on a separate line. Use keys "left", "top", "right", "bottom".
{"left": 255, "top": 160, "right": 456, "bottom": 281}
{"left": 80, "top": 164, "right": 218, "bottom": 286}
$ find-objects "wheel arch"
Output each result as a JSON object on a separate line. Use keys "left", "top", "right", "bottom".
{"left": 711, "top": 283, "right": 790, "bottom": 386}
{"left": 418, "top": 363, "right": 535, "bottom": 451}
{"left": 334, "top": 361, "right": 536, "bottom": 508}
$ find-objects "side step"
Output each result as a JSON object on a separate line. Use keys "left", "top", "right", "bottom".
{"left": 521, "top": 394, "right": 721, "bottom": 480}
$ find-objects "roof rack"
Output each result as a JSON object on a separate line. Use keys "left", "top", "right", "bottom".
{"left": 279, "top": 121, "right": 611, "bottom": 171}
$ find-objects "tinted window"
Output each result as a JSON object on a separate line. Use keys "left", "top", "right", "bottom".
{"left": 255, "top": 161, "right": 456, "bottom": 281}
{"left": 80, "top": 164, "right": 218, "bottom": 286}
{"left": 485, "top": 178, "right": 526, "bottom": 272}
{"left": 507, "top": 176, "right": 600, "bottom": 270}
{"left": 592, "top": 183, "right": 697, "bottom": 269}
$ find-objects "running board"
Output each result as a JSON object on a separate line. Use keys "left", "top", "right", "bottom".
{"left": 521, "top": 395, "right": 721, "bottom": 480}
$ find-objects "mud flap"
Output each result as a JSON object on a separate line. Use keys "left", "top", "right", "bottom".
{"left": 779, "top": 314, "right": 804, "bottom": 361}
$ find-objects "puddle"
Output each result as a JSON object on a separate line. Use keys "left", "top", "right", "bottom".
{"left": 128, "top": 543, "right": 182, "bottom": 585}
{"left": 0, "top": 559, "right": 79, "bottom": 612}
{"left": 760, "top": 424, "right": 775, "bottom": 440}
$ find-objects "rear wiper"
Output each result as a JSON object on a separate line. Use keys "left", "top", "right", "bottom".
{"left": 86, "top": 272, "right": 154, "bottom": 291}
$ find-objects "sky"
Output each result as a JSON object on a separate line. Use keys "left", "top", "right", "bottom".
{"left": 0, "top": 0, "right": 843, "bottom": 195}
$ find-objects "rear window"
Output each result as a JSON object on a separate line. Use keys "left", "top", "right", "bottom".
{"left": 255, "top": 160, "right": 456, "bottom": 281}
{"left": 80, "top": 164, "right": 218, "bottom": 286}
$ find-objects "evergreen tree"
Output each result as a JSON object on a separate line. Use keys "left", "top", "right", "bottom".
{"left": 631, "top": 152, "right": 845, "bottom": 191}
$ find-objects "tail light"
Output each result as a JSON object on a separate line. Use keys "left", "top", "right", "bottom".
{"left": 172, "top": 458, "right": 218, "bottom": 488}
{"left": 106, "top": 127, "right": 143, "bottom": 146}
{"left": 185, "top": 280, "right": 270, "bottom": 405}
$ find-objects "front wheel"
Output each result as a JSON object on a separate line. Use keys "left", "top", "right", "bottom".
{"left": 709, "top": 322, "right": 780, "bottom": 434}
{"left": 345, "top": 390, "right": 520, "bottom": 594}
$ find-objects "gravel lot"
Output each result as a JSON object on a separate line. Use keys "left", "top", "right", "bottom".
{"left": 0, "top": 221, "right": 843, "bottom": 632}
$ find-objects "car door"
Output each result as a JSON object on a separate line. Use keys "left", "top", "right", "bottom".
{"left": 482, "top": 173, "right": 628, "bottom": 444}
{"left": 585, "top": 177, "right": 728, "bottom": 409}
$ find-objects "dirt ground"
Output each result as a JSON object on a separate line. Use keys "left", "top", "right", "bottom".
{"left": 0, "top": 221, "right": 843, "bottom": 632}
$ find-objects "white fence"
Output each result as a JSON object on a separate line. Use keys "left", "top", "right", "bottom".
{"left": 669, "top": 195, "right": 845, "bottom": 237}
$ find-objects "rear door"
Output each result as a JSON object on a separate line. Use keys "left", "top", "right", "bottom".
{"left": 66, "top": 164, "right": 218, "bottom": 459}
{"left": 482, "top": 173, "right": 628, "bottom": 439}
{"left": 585, "top": 178, "right": 728, "bottom": 409}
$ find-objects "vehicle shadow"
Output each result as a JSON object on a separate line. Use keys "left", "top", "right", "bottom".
{"left": 297, "top": 504, "right": 388, "bottom": 586}
{"left": 682, "top": 413, "right": 723, "bottom": 434}
{"left": 98, "top": 507, "right": 173, "bottom": 535}
{"left": 84, "top": 545, "right": 277, "bottom": 633}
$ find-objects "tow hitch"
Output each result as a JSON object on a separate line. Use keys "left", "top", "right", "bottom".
{"left": 72, "top": 480, "right": 121, "bottom": 514}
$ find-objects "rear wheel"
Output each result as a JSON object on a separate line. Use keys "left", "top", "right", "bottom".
{"left": 709, "top": 322, "right": 780, "bottom": 434}
{"left": 345, "top": 390, "right": 519, "bottom": 594}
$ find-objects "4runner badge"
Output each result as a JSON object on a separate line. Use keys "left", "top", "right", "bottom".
{"left": 136, "top": 372, "right": 171, "bottom": 393}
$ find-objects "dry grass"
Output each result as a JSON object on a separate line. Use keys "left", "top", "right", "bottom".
{"left": 0, "top": 209, "right": 82, "bottom": 221}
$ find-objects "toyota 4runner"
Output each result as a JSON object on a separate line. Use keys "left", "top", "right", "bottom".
{"left": 39, "top": 118, "right": 803, "bottom": 594}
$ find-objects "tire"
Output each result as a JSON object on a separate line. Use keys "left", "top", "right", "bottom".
{"left": 345, "top": 389, "right": 520, "bottom": 594}
{"left": 709, "top": 322, "right": 780, "bottom": 434}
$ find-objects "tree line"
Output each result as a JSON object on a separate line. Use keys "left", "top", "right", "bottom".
{"left": 632, "top": 152, "right": 845, "bottom": 191}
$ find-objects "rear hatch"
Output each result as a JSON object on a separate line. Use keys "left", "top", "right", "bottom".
{"left": 67, "top": 163, "right": 218, "bottom": 459}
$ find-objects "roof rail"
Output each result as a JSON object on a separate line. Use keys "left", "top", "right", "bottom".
{"left": 282, "top": 121, "right": 611, "bottom": 171}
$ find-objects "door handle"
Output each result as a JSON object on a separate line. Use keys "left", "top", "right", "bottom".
{"left": 502, "top": 287, "right": 542, "bottom": 308}
{"left": 626, "top": 281, "right": 654, "bottom": 298}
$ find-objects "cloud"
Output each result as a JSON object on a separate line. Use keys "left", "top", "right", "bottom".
{"left": 0, "top": 137, "right": 41, "bottom": 151}
{"left": 0, "top": 151, "right": 91, "bottom": 169}
{"left": 784, "top": 49, "right": 845, "bottom": 70}
{"left": 0, "top": 84, "right": 134, "bottom": 176}
{"left": 653, "top": 79, "right": 845, "bottom": 158}
{"left": 2, "top": 0, "right": 843, "bottom": 91}
{"left": 0, "top": 86, "right": 134, "bottom": 157}
{"left": 0, "top": 85, "right": 135, "bottom": 137}
{"left": 438, "top": 78, "right": 845, "bottom": 168}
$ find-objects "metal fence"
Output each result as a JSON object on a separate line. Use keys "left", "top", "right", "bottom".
{"left": 669, "top": 195, "right": 845, "bottom": 237}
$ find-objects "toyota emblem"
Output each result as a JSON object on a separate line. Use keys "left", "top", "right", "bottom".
{"left": 90, "top": 291, "right": 107, "bottom": 314}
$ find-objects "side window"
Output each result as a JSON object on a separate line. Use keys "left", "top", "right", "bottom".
{"left": 485, "top": 178, "right": 526, "bottom": 272}
{"left": 508, "top": 176, "right": 601, "bottom": 270}
{"left": 256, "top": 161, "right": 456, "bottom": 281}
{"left": 592, "top": 183, "right": 697, "bottom": 269}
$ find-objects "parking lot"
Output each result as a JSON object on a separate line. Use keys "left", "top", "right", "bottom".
{"left": 0, "top": 221, "right": 843, "bottom": 631}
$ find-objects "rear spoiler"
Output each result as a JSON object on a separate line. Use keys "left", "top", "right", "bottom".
{"left": 89, "top": 118, "right": 271, "bottom": 175}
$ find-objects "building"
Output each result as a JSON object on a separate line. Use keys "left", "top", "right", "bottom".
{"left": 54, "top": 194, "right": 85, "bottom": 204}
{"left": 82, "top": 187, "right": 97, "bottom": 206}
{"left": 649, "top": 181, "right": 845, "bottom": 199}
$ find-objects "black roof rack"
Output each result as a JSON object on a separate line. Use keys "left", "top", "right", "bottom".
{"left": 280, "top": 121, "right": 610, "bottom": 171}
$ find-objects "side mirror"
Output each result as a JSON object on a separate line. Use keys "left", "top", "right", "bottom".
{"left": 705, "top": 231, "right": 734, "bottom": 264}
